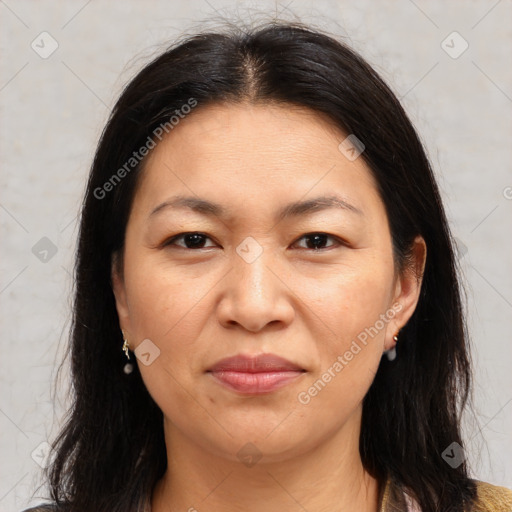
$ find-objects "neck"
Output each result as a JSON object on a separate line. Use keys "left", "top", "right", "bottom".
{"left": 151, "top": 408, "right": 381, "bottom": 512}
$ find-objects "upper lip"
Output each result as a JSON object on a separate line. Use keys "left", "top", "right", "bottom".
{"left": 208, "top": 354, "right": 304, "bottom": 373}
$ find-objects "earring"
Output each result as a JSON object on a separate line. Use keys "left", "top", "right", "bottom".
{"left": 121, "top": 330, "right": 134, "bottom": 374}
{"left": 385, "top": 331, "right": 399, "bottom": 361}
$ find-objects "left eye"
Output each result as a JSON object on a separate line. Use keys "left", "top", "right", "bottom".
{"left": 293, "top": 233, "right": 340, "bottom": 250}
{"left": 163, "top": 232, "right": 340, "bottom": 251}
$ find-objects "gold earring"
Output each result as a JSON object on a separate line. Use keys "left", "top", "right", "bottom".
{"left": 385, "top": 330, "right": 400, "bottom": 361}
{"left": 121, "top": 330, "right": 134, "bottom": 375}
{"left": 121, "top": 329, "right": 130, "bottom": 360}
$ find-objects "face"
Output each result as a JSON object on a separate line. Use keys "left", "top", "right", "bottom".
{"left": 112, "top": 102, "right": 424, "bottom": 464}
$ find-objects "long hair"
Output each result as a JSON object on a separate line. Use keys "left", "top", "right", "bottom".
{"left": 42, "top": 21, "right": 476, "bottom": 512}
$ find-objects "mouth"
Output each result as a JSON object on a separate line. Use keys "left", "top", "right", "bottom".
{"left": 207, "top": 354, "right": 306, "bottom": 394}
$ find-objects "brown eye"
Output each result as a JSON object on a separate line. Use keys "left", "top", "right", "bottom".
{"left": 294, "top": 233, "right": 340, "bottom": 250}
{"left": 165, "top": 232, "right": 216, "bottom": 249}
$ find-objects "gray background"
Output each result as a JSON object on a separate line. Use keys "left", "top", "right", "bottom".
{"left": 1, "top": 1, "right": 511, "bottom": 510}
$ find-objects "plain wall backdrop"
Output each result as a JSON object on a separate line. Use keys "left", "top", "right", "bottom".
{"left": 1, "top": 0, "right": 511, "bottom": 510}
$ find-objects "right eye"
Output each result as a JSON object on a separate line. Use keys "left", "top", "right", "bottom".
{"left": 162, "top": 232, "right": 217, "bottom": 250}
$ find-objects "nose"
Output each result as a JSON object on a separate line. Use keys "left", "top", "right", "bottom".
{"left": 216, "top": 246, "right": 295, "bottom": 332}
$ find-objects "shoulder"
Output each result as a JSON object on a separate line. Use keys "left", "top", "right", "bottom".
{"left": 471, "top": 480, "right": 512, "bottom": 511}
{"left": 21, "top": 506, "right": 59, "bottom": 512}
{"left": 380, "top": 477, "right": 512, "bottom": 512}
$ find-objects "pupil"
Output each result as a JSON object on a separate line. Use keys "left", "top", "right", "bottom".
{"left": 185, "top": 233, "right": 205, "bottom": 248}
{"left": 308, "top": 234, "right": 326, "bottom": 250}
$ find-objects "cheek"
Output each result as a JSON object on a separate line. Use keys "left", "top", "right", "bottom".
{"left": 307, "top": 259, "right": 395, "bottom": 345}
{"left": 124, "top": 256, "right": 212, "bottom": 341}
{"left": 122, "top": 257, "right": 219, "bottom": 406}
{"left": 124, "top": 260, "right": 210, "bottom": 418}
{"left": 294, "top": 259, "right": 394, "bottom": 410}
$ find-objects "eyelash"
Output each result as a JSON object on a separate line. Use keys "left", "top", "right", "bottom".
{"left": 162, "top": 232, "right": 345, "bottom": 251}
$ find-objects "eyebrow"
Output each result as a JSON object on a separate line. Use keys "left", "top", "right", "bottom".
{"left": 148, "top": 194, "right": 364, "bottom": 222}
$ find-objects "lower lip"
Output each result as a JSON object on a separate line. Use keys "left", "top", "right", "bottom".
{"left": 209, "top": 370, "right": 304, "bottom": 394}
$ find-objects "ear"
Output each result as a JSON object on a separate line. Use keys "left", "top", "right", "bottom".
{"left": 384, "top": 236, "right": 427, "bottom": 350}
{"left": 111, "top": 250, "right": 132, "bottom": 334}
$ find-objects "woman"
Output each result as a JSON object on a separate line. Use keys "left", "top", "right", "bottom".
{"left": 25, "top": 21, "right": 512, "bottom": 512}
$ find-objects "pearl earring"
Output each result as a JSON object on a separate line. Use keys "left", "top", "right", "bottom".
{"left": 385, "top": 331, "right": 400, "bottom": 361}
{"left": 121, "top": 329, "right": 134, "bottom": 374}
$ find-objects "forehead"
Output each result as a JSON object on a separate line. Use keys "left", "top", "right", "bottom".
{"left": 133, "top": 102, "right": 381, "bottom": 219}
{"left": 145, "top": 101, "right": 348, "bottom": 169}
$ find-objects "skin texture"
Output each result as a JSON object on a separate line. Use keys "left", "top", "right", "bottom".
{"left": 112, "top": 102, "right": 426, "bottom": 512}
